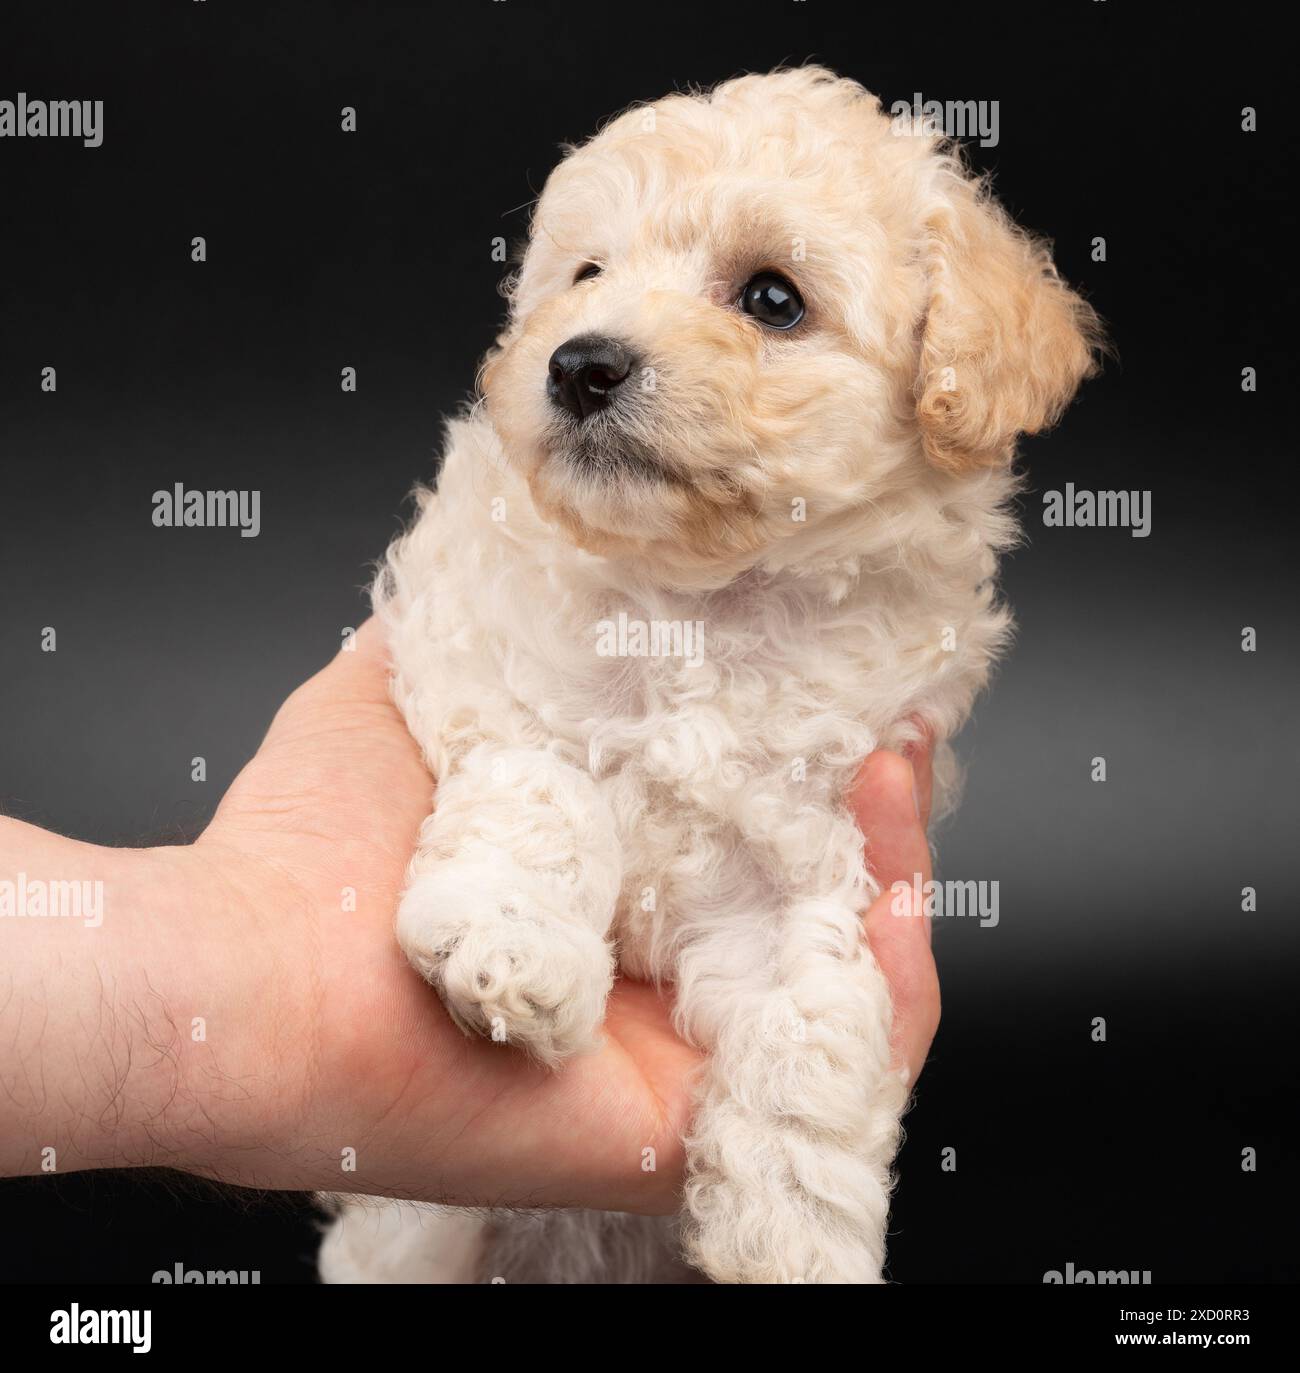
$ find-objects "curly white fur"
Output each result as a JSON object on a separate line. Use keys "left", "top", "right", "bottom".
{"left": 321, "top": 66, "right": 1097, "bottom": 1285}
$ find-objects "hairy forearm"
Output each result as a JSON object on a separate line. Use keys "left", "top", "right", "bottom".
{"left": 0, "top": 820, "right": 283, "bottom": 1182}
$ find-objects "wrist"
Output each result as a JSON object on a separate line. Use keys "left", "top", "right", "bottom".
{"left": 0, "top": 826, "right": 168, "bottom": 1175}
{"left": 0, "top": 824, "right": 304, "bottom": 1184}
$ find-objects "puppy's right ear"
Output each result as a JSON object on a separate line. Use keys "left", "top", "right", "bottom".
{"left": 915, "top": 172, "right": 1103, "bottom": 473}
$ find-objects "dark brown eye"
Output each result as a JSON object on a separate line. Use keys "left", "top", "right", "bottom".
{"left": 739, "top": 272, "right": 804, "bottom": 329}
{"left": 574, "top": 262, "right": 602, "bottom": 284}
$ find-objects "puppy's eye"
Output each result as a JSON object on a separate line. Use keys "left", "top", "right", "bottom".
{"left": 739, "top": 273, "right": 804, "bottom": 329}
{"left": 574, "top": 262, "right": 602, "bottom": 284}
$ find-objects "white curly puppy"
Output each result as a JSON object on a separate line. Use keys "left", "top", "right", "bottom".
{"left": 321, "top": 66, "right": 1098, "bottom": 1284}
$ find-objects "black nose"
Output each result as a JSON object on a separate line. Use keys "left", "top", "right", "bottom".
{"left": 547, "top": 335, "right": 635, "bottom": 420}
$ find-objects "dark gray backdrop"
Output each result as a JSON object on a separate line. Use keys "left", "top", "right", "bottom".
{"left": 1, "top": 1, "right": 1295, "bottom": 1282}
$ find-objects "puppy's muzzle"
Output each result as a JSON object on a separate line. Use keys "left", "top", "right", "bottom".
{"left": 547, "top": 335, "right": 636, "bottom": 421}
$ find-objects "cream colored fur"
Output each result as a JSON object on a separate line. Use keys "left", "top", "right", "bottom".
{"left": 320, "top": 66, "right": 1098, "bottom": 1285}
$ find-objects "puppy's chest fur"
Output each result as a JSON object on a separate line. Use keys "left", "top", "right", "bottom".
{"left": 382, "top": 419, "right": 1001, "bottom": 979}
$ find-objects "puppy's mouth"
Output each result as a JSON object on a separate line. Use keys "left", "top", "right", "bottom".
{"left": 542, "top": 417, "right": 676, "bottom": 487}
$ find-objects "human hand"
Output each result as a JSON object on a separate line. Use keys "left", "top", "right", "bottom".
{"left": 0, "top": 623, "right": 940, "bottom": 1215}
{"left": 851, "top": 739, "right": 941, "bottom": 1086}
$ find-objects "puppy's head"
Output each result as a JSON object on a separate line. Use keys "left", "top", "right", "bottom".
{"left": 483, "top": 67, "right": 1101, "bottom": 580}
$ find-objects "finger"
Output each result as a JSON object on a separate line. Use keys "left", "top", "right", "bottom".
{"left": 902, "top": 729, "right": 934, "bottom": 831}
{"left": 851, "top": 750, "right": 941, "bottom": 1082}
{"left": 863, "top": 879, "right": 941, "bottom": 1084}
{"left": 850, "top": 749, "right": 932, "bottom": 900}
{"left": 312, "top": 618, "right": 391, "bottom": 698}
{"left": 279, "top": 617, "right": 393, "bottom": 717}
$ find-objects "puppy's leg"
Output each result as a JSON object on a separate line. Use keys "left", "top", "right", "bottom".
{"left": 482, "top": 1211, "right": 697, "bottom": 1284}
{"left": 397, "top": 744, "right": 620, "bottom": 1066}
{"left": 320, "top": 1198, "right": 487, "bottom": 1284}
{"left": 680, "top": 896, "right": 908, "bottom": 1284}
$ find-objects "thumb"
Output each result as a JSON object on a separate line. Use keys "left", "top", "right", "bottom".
{"left": 852, "top": 750, "right": 941, "bottom": 1084}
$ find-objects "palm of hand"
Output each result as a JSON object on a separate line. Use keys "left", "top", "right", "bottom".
{"left": 197, "top": 621, "right": 696, "bottom": 1211}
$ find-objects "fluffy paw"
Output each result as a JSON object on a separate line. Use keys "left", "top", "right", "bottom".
{"left": 397, "top": 860, "right": 614, "bottom": 1067}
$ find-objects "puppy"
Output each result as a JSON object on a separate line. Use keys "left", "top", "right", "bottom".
{"left": 320, "top": 66, "right": 1099, "bottom": 1284}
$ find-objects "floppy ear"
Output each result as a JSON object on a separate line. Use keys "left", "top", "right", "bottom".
{"left": 915, "top": 174, "right": 1102, "bottom": 472}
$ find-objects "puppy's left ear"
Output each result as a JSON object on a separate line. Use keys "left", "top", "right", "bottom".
{"left": 915, "top": 173, "right": 1103, "bottom": 472}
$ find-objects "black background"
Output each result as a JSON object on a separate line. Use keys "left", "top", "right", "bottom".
{"left": 1, "top": 2, "right": 1295, "bottom": 1284}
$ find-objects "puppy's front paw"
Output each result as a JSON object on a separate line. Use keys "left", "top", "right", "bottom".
{"left": 397, "top": 860, "right": 614, "bottom": 1067}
